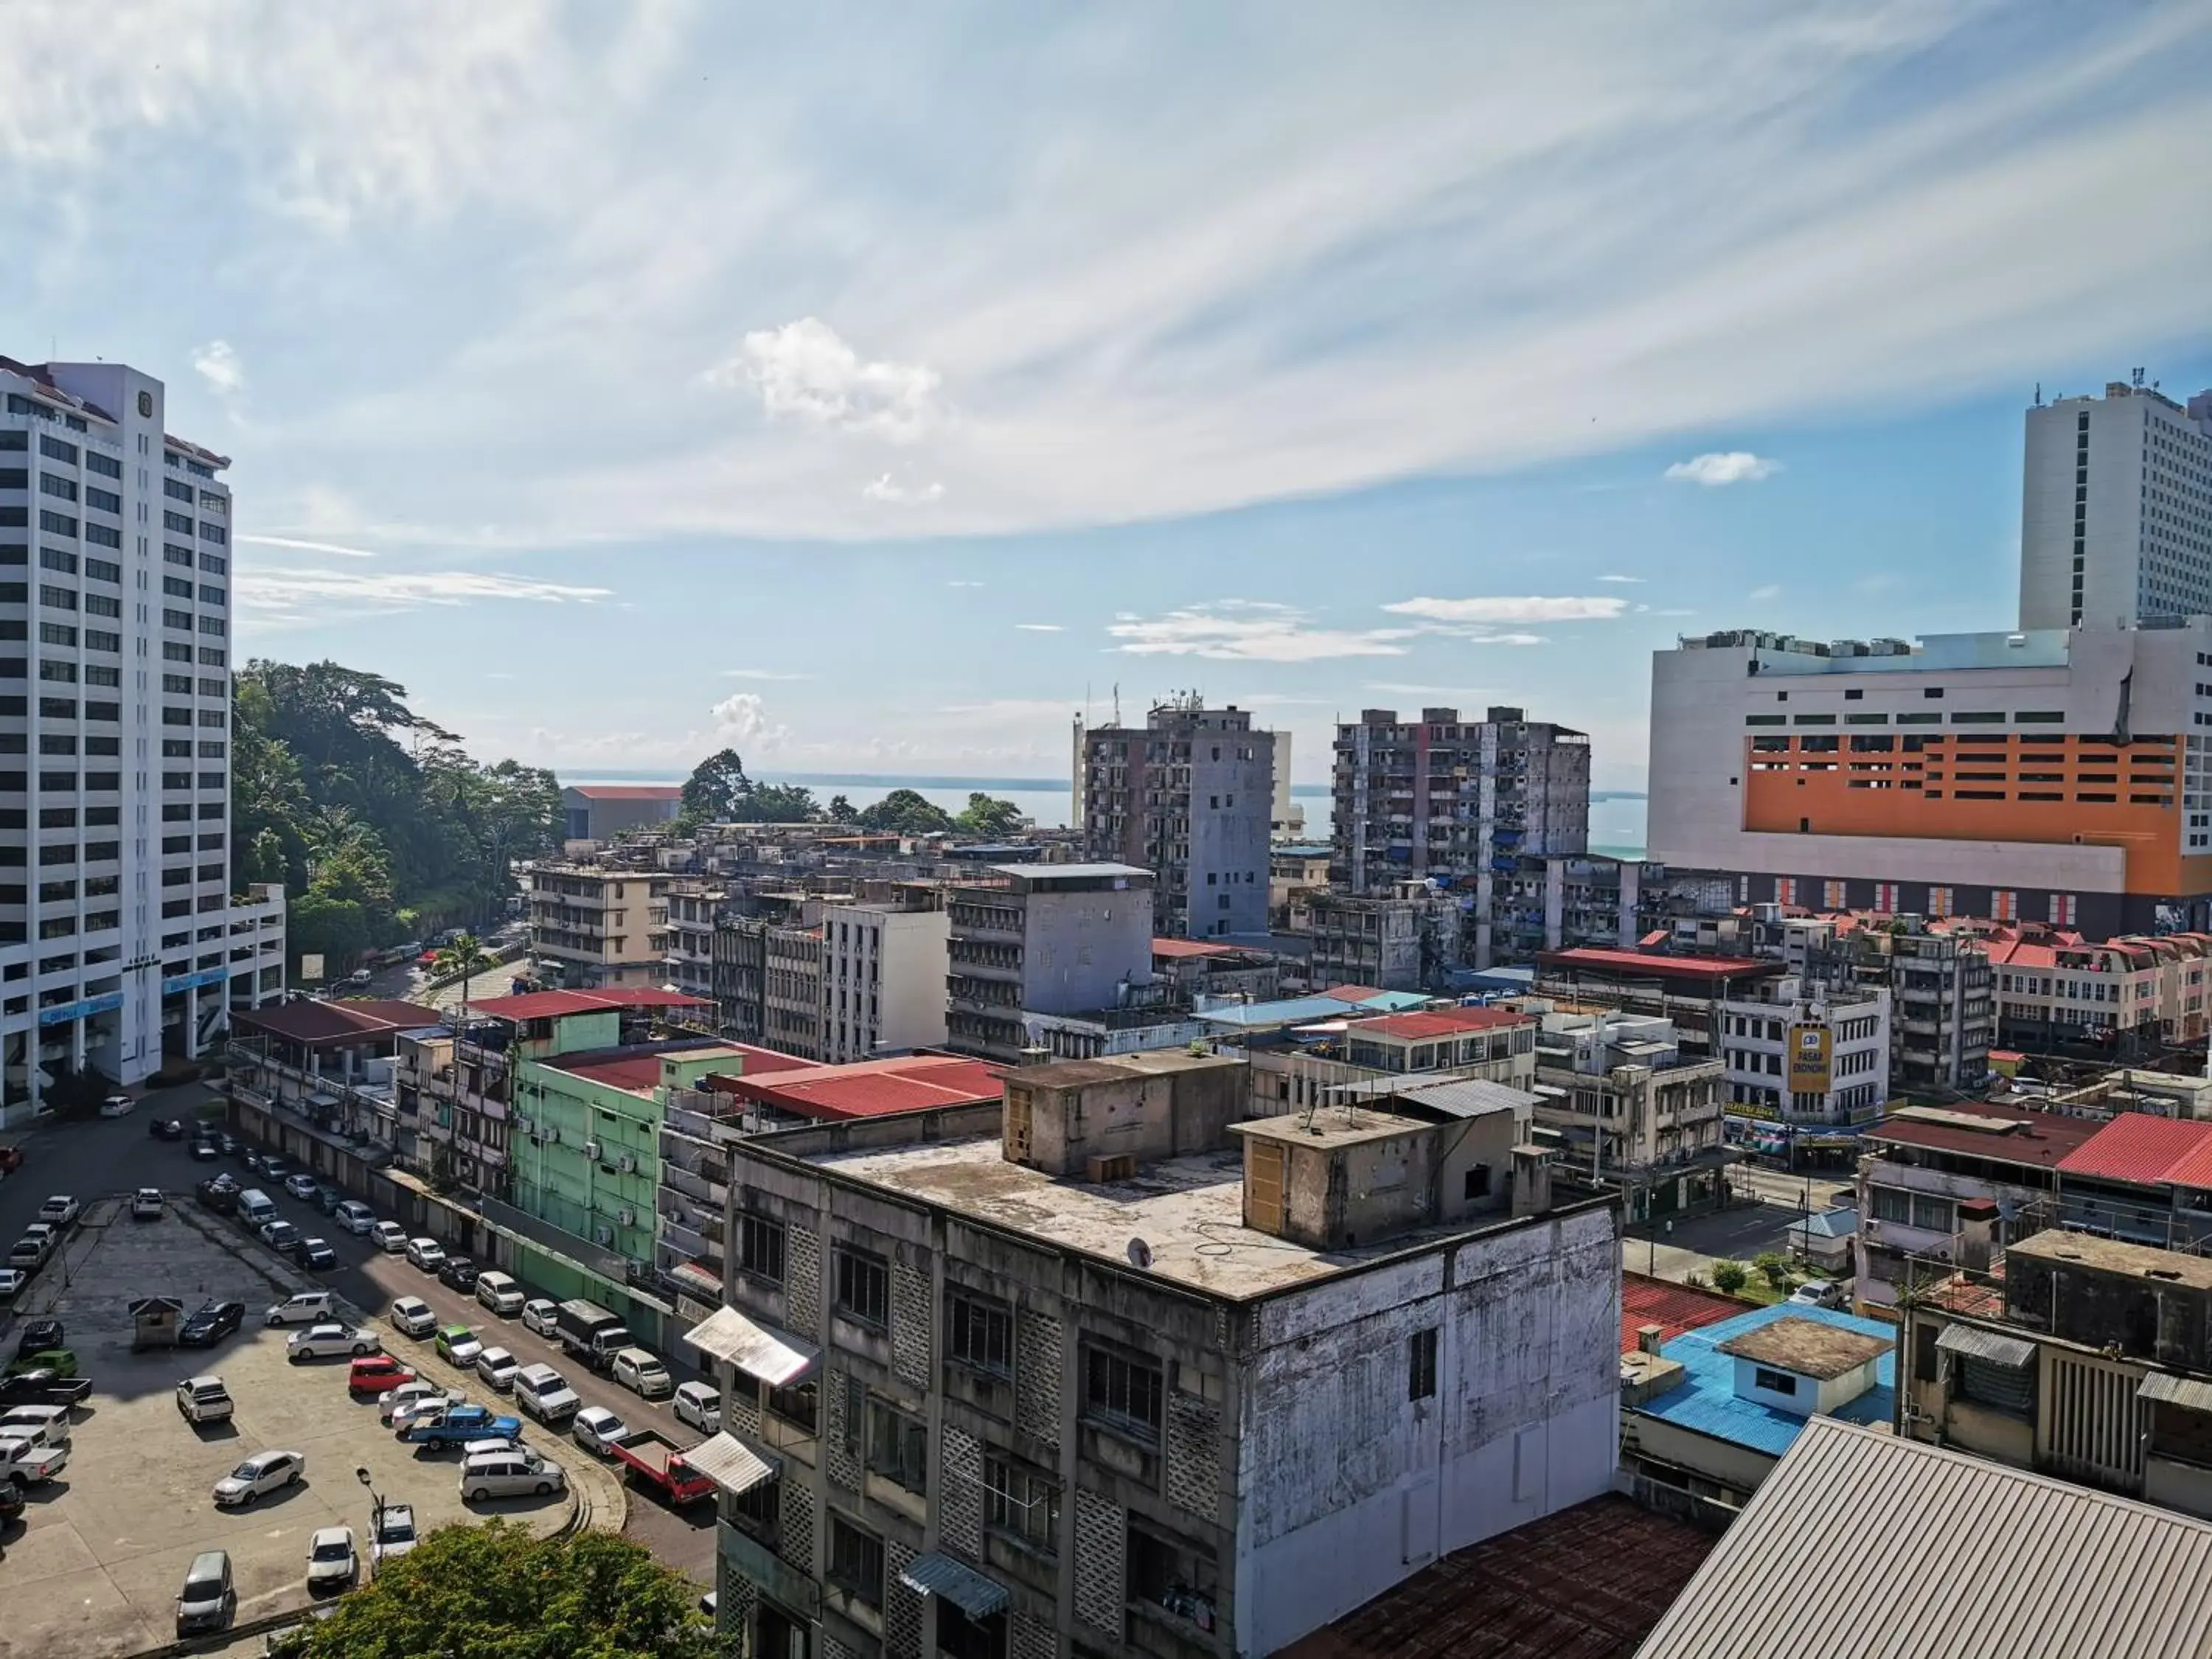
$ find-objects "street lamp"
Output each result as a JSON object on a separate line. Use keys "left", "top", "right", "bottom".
{"left": 355, "top": 1465, "right": 383, "bottom": 1534}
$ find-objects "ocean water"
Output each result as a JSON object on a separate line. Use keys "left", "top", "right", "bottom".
{"left": 557, "top": 771, "right": 1649, "bottom": 852}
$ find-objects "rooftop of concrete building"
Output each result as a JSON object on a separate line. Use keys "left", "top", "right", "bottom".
{"left": 234, "top": 998, "right": 444, "bottom": 1048}
{"left": 540, "top": 1041, "right": 751, "bottom": 1096}
{"left": 982, "top": 860, "right": 1152, "bottom": 885}
{"left": 1626, "top": 1304, "right": 1896, "bottom": 1456}
{"left": 716, "top": 1053, "right": 1006, "bottom": 1121}
{"left": 1863, "top": 1100, "right": 2103, "bottom": 1168}
{"left": 1537, "top": 947, "right": 1781, "bottom": 982}
{"left": 2006, "top": 1228, "right": 2212, "bottom": 1289}
{"left": 1152, "top": 936, "right": 1261, "bottom": 959}
{"left": 1715, "top": 1316, "right": 1892, "bottom": 1380}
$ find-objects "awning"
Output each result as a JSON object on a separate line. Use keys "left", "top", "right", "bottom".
{"left": 681, "top": 1430, "right": 780, "bottom": 1498}
{"left": 897, "top": 1551, "right": 1010, "bottom": 1619}
{"left": 1935, "top": 1324, "right": 2037, "bottom": 1369}
{"left": 683, "top": 1306, "right": 819, "bottom": 1385}
{"left": 2139, "top": 1371, "right": 2212, "bottom": 1413}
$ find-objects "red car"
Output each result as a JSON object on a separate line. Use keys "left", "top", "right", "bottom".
{"left": 348, "top": 1357, "right": 417, "bottom": 1395}
{"left": 0, "top": 1144, "right": 21, "bottom": 1175}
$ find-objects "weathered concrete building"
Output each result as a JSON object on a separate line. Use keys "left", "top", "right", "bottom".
{"left": 946, "top": 863, "right": 1157, "bottom": 1062}
{"left": 1530, "top": 1007, "right": 1731, "bottom": 1223}
{"left": 683, "top": 1052, "right": 1620, "bottom": 1659}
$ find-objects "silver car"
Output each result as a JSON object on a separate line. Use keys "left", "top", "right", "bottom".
{"left": 212, "top": 1449, "right": 304, "bottom": 1507}
{"left": 305, "top": 1526, "right": 358, "bottom": 1593}
{"left": 287, "top": 1322, "right": 380, "bottom": 1362}
{"left": 571, "top": 1405, "right": 627, "bottom": 1456}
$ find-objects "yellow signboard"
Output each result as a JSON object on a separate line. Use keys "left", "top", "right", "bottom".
{"left": 1787, "top": 1023, "right": 1834, "bottom": 1094}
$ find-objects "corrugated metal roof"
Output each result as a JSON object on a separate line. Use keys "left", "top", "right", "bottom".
{"left": 681, "top": 1430, "right": 779, "bottom": 1498}
{"left": 897, "top": 1551, "right": 1010, "bottom": 1618}
{"left": 1389, "top": 1077, "right": 1537, "bottom": 1121}
{"left": 1934, "top": 1323, "right": 2037, "bottom": 1368}
{"left": 682, "top": 1307, "right": 818, "bottom": 1385}
{"left": 1632, "top": 1417, "right": 2212, "bottom": 1659}
{"left": 1626, "top": 1304, "right": 1894, "bottom": 1456}
{"left": 2055, "top": 1113, "right": 2212, "bottom": 1185}
{"left": 2138, "top": 1371, "right": 2212, "bottom": 1413}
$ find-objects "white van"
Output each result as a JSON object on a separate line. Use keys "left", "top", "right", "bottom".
{"left": 512, "top": 1363, "right": 581, "bottom": 1425}
{"left": 235, "top": 1189, "right": 278, "bottom": 1229}
{"left": 672, "top": 1381, "right": 720, "bottom": 1435}
{"left": 474, "top": 1271, "right": 525, "bottom": 1316}
{"left": 0, "top": 1404, "right": 71, "bottom": 1450}
{"left": 611, "top": 1348, "right": 672, "bottom": 1400}
{"left": 459, "top": 1447, "right": 566, "bottom": 1502}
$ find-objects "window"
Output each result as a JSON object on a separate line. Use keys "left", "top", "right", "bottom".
{"left": 162, "top": 575, "right": 192, "bottom": 598}
{"left": 1753, "top": 1367, "right": 1799, "bottom": 1396}
{"left": 1408, "top": 1327, "right": 1438, "bottom": 1400}
{"left": 164, "top": 477, "right": 192, "bottom": 502}
{"left": 863, "top": 1397, "right": 928, "bottom": 1494}
{"left": 765, "top": 1379, "right": 817, "bottom": 1433}
{"left": 39, "top": 473, "right": 77, "bottom": 503}
{"left": 937, "top": 1606, "right": 1007, "bottom": 1659}
{"left": 833, "top": 1245, "right": 888, "bottom": 1326}
{"left": 1128, "top": 1525, "right": 1220, "bottom": 1627}
{"left": 1083, "top": 1345, "right": 1164, "bottom": 1441}
{"left": 83, "top": 557, "right": 118, "bottom": 584}
{"left": 983, "top": 1454, "right": 1060, "bottom": 1554}
{"left": 827, "top": 1514, "right": 884, "bottom": 1608}
{"left": 947, "top": 1290, "right": 1013, "bottom": 1377}
{"left": 720, "top": 1208, "right": 782, "bottom": 1287}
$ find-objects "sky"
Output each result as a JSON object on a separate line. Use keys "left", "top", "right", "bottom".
{"left": 3, "top": 2, "right": 2208, "bottom": 793}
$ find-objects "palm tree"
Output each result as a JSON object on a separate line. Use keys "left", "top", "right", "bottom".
{"left": 431, "top": 931, "right": 492, "bottom": 1022}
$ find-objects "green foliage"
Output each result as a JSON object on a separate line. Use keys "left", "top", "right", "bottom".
{"left": 232, "top": 659, "right": 561, "bottom": 972}
{"left": 1708, "top": 1259, "right": 1750, "bottom": 1294}
{"left": 276, "top": 1521, "right": 717, "bottom": 1659}
{"left": 1753, "top": 1250, "right": 1793, "bottom": 1288}
{"left": 678, "top": 748, "right": 751, "bottom": 824}
{"left": 433, "top": 932, "right": 494, "bottom": 1017}
{"left": 741, "top": 782, "right": 821, "bottom": 823}
{"left": 858, "top": 787, "right": 956, "bottom": 835}
{"left": 953, "top": 791, "right": 1025, "bottom": 838}
{"left": 827, "top": 793, "right": 858, "bottom": 824}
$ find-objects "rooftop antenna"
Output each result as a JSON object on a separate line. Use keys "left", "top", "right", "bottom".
{"left": 2034, "top": 382, "right": 2042, "bottom": 407}
{"left": 1112, "top": 682, "right": 1121, "bottom": 726}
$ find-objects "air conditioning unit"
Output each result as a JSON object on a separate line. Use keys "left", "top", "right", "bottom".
{"left": 583, "top": 1140, "right": 602, "bottom": 1161}
{"left": 594, "top": 1224, "right": 615, "bottom": 1246}
{"left": 515, "top": 1116, "right": 535, "bottom": 1134}
{"left": 618, "top": 1207, "right": 636, "bottom": 1228}
{"left": 618, "top": 1152, "right": 637, "bottom": 1175}
{"left": 546, "top": 1127, "right": 561, "bottom": 1144}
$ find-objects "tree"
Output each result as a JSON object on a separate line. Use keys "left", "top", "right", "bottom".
{"left": 680, "top": 748, "right": 752, "bottom": 825}
{"left": 274, "top": 1521, "right": 717, "bottom": 1659}
{"left": 1753, "top": 1250, "right": 1792, "bottom": 1289}
{"left": 827, "top": 793, "right": 858, "bottom": 824}
{"left": 953, "top": 791, "right": 1025, "bottom": 838}
{"left": 737, "top": 782, "right": 822, "bottom": 824}
{"left": 432, "top": 931, "right": 493, "bottom": 1021}
{"left": 1709, "top": 1259, "right": 1750, "bottom": 1294}
{"left": 857, "top": 787, "right": 956, "bottom": 835}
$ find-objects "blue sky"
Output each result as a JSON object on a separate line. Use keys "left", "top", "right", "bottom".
{"left": 4, "top": 2, "right": 2207, "bottom": 791}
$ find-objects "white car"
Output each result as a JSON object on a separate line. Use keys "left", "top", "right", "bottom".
{"left": 404, "top": 1237, "right": 446, "bottom": 1272}
{"left": 371, "top": 1221, "right": 408, "bottom": 1253}
{"left": 459, "top": 1447, "right": 565, "bottom": 1503}
{"left": 388, "top": 1295, "right": 438, "bottom": 1338}
{"left": 475, "top": 1271, "right": 525, "bottom": 1316}
{"left": 475, "top": 1347, "right": 520, "bottom": 1393}
{"left": 378, "top": 1380, "right": 465, "bottom": 1426}
{"left": 266, "top": 1290, "right": 335, "bottom": 1327}
{"left": 1789, "top": 1281, "right": 1847, "bottom": 1309}
{"left": 131, "top": 1187, "right": 164, "bottom": 1219}
{"left": 334, "top": 1200, "right": 377, "bottom": 1235}
{"left": 97, "top": 1093, "right": 133, "bottom": 1118}
{"left": 306, "top": 1526, "right": 358, "bottom": 1593}
{"left": 212, "top": 1449, "right": 304, "bottom": 1507}
{"left": 672, "top": 1380, "right": 720, "bottom": 1435}
{"left": 611, "top": 1348, "right": 672, "bottom": 1400}
{"left": 520, "top": 1298, "right": 560, "bottom": 1339}
{"left": 571, "top": 1405, "right": 628, "bottom": 1457}
{"left": 371, "top": 1503, "right": 418, "bottom": 1573}
{"left": 287, "top": 1322, "right": 380, "bottom": 1362}
{"left": 36, "top": 1195, "right": 80, "bottom": 1228}
{"left": 0, "top": 1404, "right": 72, "bottom": 1450}
{"left": 0, "top": 1267, "right": 24, "bottom": 1304}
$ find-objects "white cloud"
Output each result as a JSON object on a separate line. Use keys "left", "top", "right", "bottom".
{"left": 1747, "top": 583, "right": 1782, "bottom": 601}
{"left": 1364, "top": 683, "right": 1496, "bottom": 699}
{"left": 1381, "top": 596, "right": 1630, "bottom": 623}
{"left": 192, "top": 340, "right": 243, "bottom": 396}
{"left": 1109, "top": 602, "right": 1418, "bottom": 662}
{"left": 710, "top": 692, "right": 776, "bottom": 743}
{"left": 1014, "top": 623, "right": 1064, "bottom": 633}
{"left": 862, "top": 473, "right": 945, "bottom": 504}
{"left": 709, "top": 319, "right": 943, "bottom": 444}
{"left": 1597, "top": 573, "right": 1644, "bottom": 583}
{"left": 1665, "top": 451, "right": 1779, "bottom": 487}
{"left": 947, "top": 580, "right": 986, "bottom": 588}
{"left": 1463, "top": 632, "right": 1548, "bottom": 647}
{"left": 236, "top": 567, "right": 612, "bottom": 622}
{"left": 236, "top": 533, "right": 375, "bottom": 559}
{"left": 720, "top": 669, "right": 815, "bottom": 681}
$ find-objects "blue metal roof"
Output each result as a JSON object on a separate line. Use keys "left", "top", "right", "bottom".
{"left": 1347, "top": 990, "right": 1430, "bottom": 1012}
{"left": 1787, "top": 1207, "right": 1859, "bottom": 1241}
{"left": 1197, "top": 994, "right": 1367, "bottom": 1029}
{"left": 1630, "top": 1302, "right": 1895, "bottom": 1458}
{"left": 898, "top": 1551, "right": 1009, "bottom": 1618}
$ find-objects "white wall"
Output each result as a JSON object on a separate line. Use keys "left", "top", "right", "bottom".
{"left": 1230, "top": 1204, "right": 1619, "bottom": 1658}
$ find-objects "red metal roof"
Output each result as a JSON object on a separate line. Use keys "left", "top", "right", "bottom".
{"left": 696, "top": 1043, "right": 814, "bottom": 1079}
{"left": 541, "top": 1039, "right": 742, "bottom": 1096}
{"left": 1318, "top": 984, "right": 1391, "bottom": 1003}
{"left": 1539, "top": 947, "right": 1781, "bottom": 981}
{"left": 566, "top": 785, "right": 682, "bottom": 801}
{"left": 1352, "top": 1006, "right": 1530, "bottom": 1041}
{"left": 234, "top": 998, "right": 443, "bottom": 1047}
{"left": 1863, "top": 1102, "right": 2103, "bottom": 1170}
{"left": 2056, "top": 1113, "right": 2212, "bottom": 1184}
{"left": 1621, "top": 1272, "right": 1742, "bottom": 1353}
{"left": 469, "top": 988, "right": 712, "bottom": 1021}
{"left": 725, "top": 1054, "right": 1005, "bottom": 1121}
{"left": 1151, "top": 938, "right": 1245, "bottom": 959}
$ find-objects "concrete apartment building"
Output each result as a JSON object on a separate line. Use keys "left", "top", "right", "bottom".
{"left": 1646, "top": 622, "right": 2212, "bottom": 939}
{"left": 945, "top": 864, "right": 1155, "bottom": 1063}
{"left": 528, "top": 863, "right": 667, "bottom": 987}
{"left": 1079, "top": 700, "right": 1276, "bottom": 940}
{"left": 1983, "top": 926, "right": 2212, "bottom": 1058}
{"left": 1715, "top": 974, "right": 1890, "bottom": 1131}
{"left": 768, "top": 925, "right": 827, "bottom": 1061}
{"left": 714, "top": 894, "right": 827, "bottom": 1048}
{"left": 1305, "top": 886, "right": 1463, "bottom": 994}
{"left": 1531, "top": 1008, "right": 1730, "bottom": 1222}
{"left": 2018, "top": 379, "right": 2212, "bottom": 633}
{"left": 1772, "top": 916, "right": 1994, "bottom": 1094}
{"left": 664, "top": 880, "right": 731, "bottom": 1001}
{"left": 560, "top": 782, "right": 683, "bottom": 844}
{"left": 1331, "top": 706, "right": 1589, "bottom": 969}
{"left": 0, "top": 356, "right": 286, "bottom": 1125}
{"left": 821, "top": 892, "right": 950, "bottom": 1064}
{"left": 682, "top": 1051, "right": 1620, "bottom": 1659}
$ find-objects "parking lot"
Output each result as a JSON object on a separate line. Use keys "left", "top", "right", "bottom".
{"left": 1, "top": 1193, "right": 595, "bottom": 1658}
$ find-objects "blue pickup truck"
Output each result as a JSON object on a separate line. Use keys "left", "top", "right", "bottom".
{"left": 397, "top": 1403, "right": 521, "bottom": 1448}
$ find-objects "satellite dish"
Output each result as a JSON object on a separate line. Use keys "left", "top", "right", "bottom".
{"left": 1127, "top": 1237, "right": 1154, "bottom": 1270}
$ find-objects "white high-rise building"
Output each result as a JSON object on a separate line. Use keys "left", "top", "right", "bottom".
{"left": 0, "top": 356, "right": 285, "bottom": 1127}
{"left": 2019, "top": 378, "right": 2212, "bottom": 632}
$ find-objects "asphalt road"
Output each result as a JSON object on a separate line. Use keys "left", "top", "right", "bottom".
{"left": 0, "top": 1091, "right": 717, "bottom": 1591}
